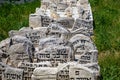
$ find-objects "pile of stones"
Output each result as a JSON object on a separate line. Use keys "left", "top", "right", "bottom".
{"left": 0, "top": 0, "right": 100, "bottom": 80}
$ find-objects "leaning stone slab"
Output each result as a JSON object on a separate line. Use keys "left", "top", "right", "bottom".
{"left": 46, "top": 22, "right": 70, "bottom": 40}
{"left": 72, "top": 18, "right": 93, "bottom": 35}
{"left": 2, "top": 67, "right": 24, "bottom": 80}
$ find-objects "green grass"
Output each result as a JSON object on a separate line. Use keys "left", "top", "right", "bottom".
{"left": 0, "top": 0, "right": 40, "bottom": 41}
{"left": 89, "top": 0, "right": 120, "bottom": 79}
{"left": 0, "top": 0, "right": 120, "bottom": 80}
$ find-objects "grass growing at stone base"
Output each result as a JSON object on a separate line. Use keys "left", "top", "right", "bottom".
{"left": 0, "top": 0, "right": 40, "bottom": 41}
{"left": 90, "top": 0, "right": 120, "bottom": 79}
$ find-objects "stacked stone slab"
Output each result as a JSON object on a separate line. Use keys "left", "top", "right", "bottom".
{"left": 0, "top": 0, "right": 100, "bottom": 80}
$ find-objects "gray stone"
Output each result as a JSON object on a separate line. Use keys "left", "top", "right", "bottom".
{"left": 18, "top": 61, "right": 52, "bottom": 80}
{"left": 69, "top": 64, "right": 99, "bottom": 80}
{"left": 32, "top": 67, "right": 57, "bottom": 80}
{"left": 72, "top": 18, "right": 93, "bottom": 35}
{"left": 0, "top": 62, "right": 9, "bottom": 80}
{"left": 57, "top": 17, "right": 74, "bottom": 29}
{"left": 29, "top": 14, "right": 42, "bottom": 28}
{"left": 3, "top": 67, "right": 24, "bottom": 80}
{"left": 35, "top": 45, "right": 73, "bottom": 66}
{"left": 57, "top": 2, "right": 68, "bottom": 12}
{"left": 78, "top": 50, "right": 98, "bottom": 64}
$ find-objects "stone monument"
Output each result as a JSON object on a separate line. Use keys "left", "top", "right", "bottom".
{"left": 0, "top": 0, "right": 100, "bottom": 80}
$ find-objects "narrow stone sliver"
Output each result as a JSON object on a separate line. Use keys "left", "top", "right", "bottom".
{"left": 0, "top": 0, "right": 100, "bottom": 80}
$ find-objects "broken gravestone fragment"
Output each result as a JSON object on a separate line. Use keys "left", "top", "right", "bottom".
{"left": 78, "top": 50, "right": 98, "bottom": 64}
{"left": 32, "top": 67, "right": 57, "bottom": 80}
{"left": 7, "top": 42, "right": 35, "bottom": 67}
{"left": 18, "top": 61, "right": 52, "bottom": 80}
{"left": 39, "top": 36, "right": 66, "bottom": 50}
{"left": 0, "top": 62, "right": 9, "bottom": 80}
{"left": 69, "top": 63, "right": 100, "bottom": 80}
{"left": 2, "top": 67, "right": 24, "bottom": 80}
{"left": 46, "top": 22, "right": 70, "bottom": 40}
{"left": 57, "top": 17, "right": 74, "bottom": 29}
{"left": 72, "top": 18, "right": 93, "bottom": 35}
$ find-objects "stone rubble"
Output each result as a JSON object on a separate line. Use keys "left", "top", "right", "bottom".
{"left": 0, "top": 0, "right": 100, "bottom": 80}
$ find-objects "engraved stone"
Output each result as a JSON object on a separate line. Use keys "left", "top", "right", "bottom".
{"left": 35, "top": 45, "right": 73, "bottom": 66}
{"left": 3, "top": 67, "right": 24, "bottom": 80}
{"left": 18, "top": 61, "right": 52, "bottom": 80}
{"left": 57, "top": 17, "right": 74, "bottom": 29}
{"left": 72, "top": 18, "right": 93, "bottom": 35}
{"left": 0, "top": 62, "right": 9, "bottom": 80}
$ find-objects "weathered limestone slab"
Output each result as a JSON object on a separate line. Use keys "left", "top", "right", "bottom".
{"left": 57, "top": 17, "right": 74, "bottom": 29}
{"left": 69, "top": 64, "right": 100, "bottom": 80}
{"left": 29, "top": 14, "right": 42, "bottom": 28}
{"left": 57, "top": 62, "right": 77, "bottom": 80}
{"left": 41, "top": 15, "right": 54, "bottom": 27}
{"left": 9, "top": 27, "right": 47, "bottom": 47}
{"left": 78, "top": 50, "right": 98, "bottom": 64}
{"left": 0, "top": 62, "right": 9, "bottom": 80}
{"left": 46, "top": 22, "right": 70, "bottom": 40}
{"left": 57, "top": 2, "right": 68, "bottom": 12}
{"left": 69, "top": 34, "right": 95, "bottom": 50}
{"left": 72, "top": 18, "right": 93, "bottom": 35}
{"left": 26, "top": 27, "right": 47, "bottom": 46}
{"left": 18, "top": 61, "right": 52, "bottom": 80}
{"left": 39, "top": 37, "right": 65, "bottom": 50}
{"left": 2, "top": 67, "right": 24, "bottom": 80}
{"left": 9, "top": 27, "right": 33, "bottom": 37}
{"left": 35, "top": 45, "right": 73, "bottom": 65}
{"left": 32, "top": 67, "right": 57, "bottom": 80}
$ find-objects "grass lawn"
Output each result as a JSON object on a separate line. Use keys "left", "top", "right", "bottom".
{"left": 90, "top": 0, "right": 120, "bottom": 79}
{"left": 0, "top": 0, "right": 120, "bottom": 80}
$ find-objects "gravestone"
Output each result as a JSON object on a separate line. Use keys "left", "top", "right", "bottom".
{"left": 35, "top": 45, "right": 73, "bottom": 66}
{"left": 57, "top": 2, "right": 68, "bottom": 12}
{"left": 29, "top": 14, "right": 42, "bottom": 28}
{"left": 18, "top": 61, "right": 52, "bottom": 80}
{"left": 79, "top": 50, "right": 98, "bottom": 64}
{"left": 57, "top": 17, "right": 74, "bottom": 29}
{"left": 32, "top": 67, "right": 57, "bottom": 80}
{"left": 69, "top": 64, "right": 98, "bottom": 80}
{"left": 26, "top": 28, "right": 47, "bottom": 46}
{"left": 3, "top": 67, "right": 24, "bottom": 80}
{"left": 46, "top": 22, "right": 70, "bottom": 40}
{"left": 72, "top": 18, "right": 93, "bottom": 35}
{"left": 0, "top": 62, "right": 9, "bottom": 80}
{"left": 39, "top": 37, "right": 65, "bottom": 50}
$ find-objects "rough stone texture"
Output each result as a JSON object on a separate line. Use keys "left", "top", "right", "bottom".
{"left": 0, "top": 0, "right": 100, "bottom": 80}
{"left": 2, "top": 67, "right": 24, "bottom": 80}
{"left": 35, "top": 45, "right": 73, "bottom": 66}
{"left": 0, "top": 62, "right": 9, "bottom": 80}
{"left": 18, "top": 61, "right": 52, "bottom": 80}
{"left": 32, "top": 67, "right": 57, "bottom": 80}
{"left": 29, "top": 14, "right": 42, "bottom": 28}
{"left": 57, "top": 17, "right": 74, "bottom": 29}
